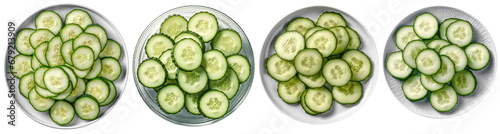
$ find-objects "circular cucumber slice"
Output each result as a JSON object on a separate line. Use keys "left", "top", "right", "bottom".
{"left": 157, "top": 85, "right": 185, "bottom": 114}
{"left": 395, "top": 26, "right": 419, "bottom": 50}
{"left": 328, "top": 26, "right": 350, "bottom": 55}
{"left": 386, "top": 51, "right": 413, "bottom": 80}
{"left": 402, "top": 75, "right": 427, "bottom": 101}
{"left": 427, "top": 39, "right": 450, "bottom": 52}
{"left": 277, "top": 76, "right": 305, "bottom": 104}
{"left": 71, "top": 46, "right": 95, "bottom": 70}
{"left": 266, "top": 54, "right": 296, "bottom": 82}
{"left": 227, "top": 55, "right": 251, "bottom": 83}
{"left": 35, "top": 10, "right": 63, "bottom": 34}
{"left": 43, "top": 67, "right": 70, "bottom": 94}
{"left": 198, "top": 90, "right": 229, "bottom": 119}
{"left": 451, "top": 69, "right": 476, "bottom": 96}
{"left": 60, "top": 24, "right": 83, "bottom": 42}
{"left": 177, "top": 67, "right": 208, "bottom": 94}
{"left": 402, "top": 40, "right": 427, "bottom": 68}
{"left": 416, "top": 49, "right": 441, "bottom": 75}
{"left": 15, "top": 28, "right": 36, "bottom": 55}
{"left": 188, "top": 12, "right": 219, "bottom": 42}
{"left": 305, "top": 29, "right": 336, "bottom": 57}
{"left": 29, "top": 29, "right": 55, "bottom": 49}
{"left": 74, "top": 95, "right": 100, "bottom": 120}
{"left": 323, "top": 59, "right": 352, "bottom": 86}
{"left": 65, "top": 9, "right": 93, "bottom": 28}
{"left": 274, "top": 31, "right": 305, "bottom": 60}
{"left": 137, "top": 58, "right": 166, "bottom": 88}
{"left": 145, "top": 34, "right": 174, "bottom": 58}
{"left": 49, "top": 101, "right": 75, "bottom": 125}
{"left": 100, "top": 57, "right": 122, "bottom": 81}
{"left": 209, "top": 68, "right": 239, "bottom": 99}
{"left": 202, "top": 50, "right": 228, "bottom": 80}
{"left": 446, "top": 20, "right": 473, "bottom": 47}
{"left": 19, "top": 72, "right": 35, "bottom": 98}
{"left": 11, "top": 54, "right": 33, "bottom": 78}
{"left": 293, "top": 49, "right": 323, "bottom": 76}
{"left": 316, "top": 11, "right": 347, "bottom": 28}
{"left": 286, "top": 17, "right": 315, "bottom": 35}
{"left": 85, "top": 78, "right": 110, "bottom": 104}
{"left": 332, "top": 81, "right": 363, "bottom": 104}
{"left": 439, "top": 45, "right": 467, "bottom": 72}
{"left": 465, "top": 43, "right": 490, "bottom": 70}
{"left": 298, "top": 73, "right": 326, "bottom": 88}
{"left": 430, "top": 85, "right": 458, "bottom": 112}
{"left": 28, "top": 89, "right": 55, "bottom": 112}
{"left": 432, "top": 56, "right": 455, "bottom": 84}
{"left": 304, "top": 87, "right": 333, "bottom": 113}
{"left": 173, "top": 38, "right": 203, "bottom": 71}
{"left": 342, "top": 50, "right": 372, "bottom": 81}
{"left": 158, "top": 49, "right": 178, "bottom": 79}
{"left": 161, "top": 15, "right": 188, "bottom": 39}
{"left": 85, "top": 25, "right": 108, "bottom": 49}
{"left": 413, "top": 13, "right": 438, "bottom": 39}
{"left": 211, "top": 29, "right": 242, "bottom": 56}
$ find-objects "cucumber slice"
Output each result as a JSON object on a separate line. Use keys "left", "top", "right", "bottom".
{"left": 11, "top": 54, "right": 33, "bottom": 78}
{"left": 345, "top": 27, "right": 361, "bottom": 50}
{"left": 46, "top": 36, "right": 65, "bottom": 67}
{"left": 439, "top": 44, "right": 467, "bottom": 72}
{"left": 84, "top": 58, "right": 102, "bottom": 79}
{"left": 15, "top": 28, "right": 35, "bottom": 55}
{"left": 173, "top": 38, "right": 203, "bottom": 71}
{"left": 145, "top": 34, "right": 174, "bottom": 58}
{"left": 209, "top": 68, "right": 239, "bottom": 99}
{"left": 266, "top": 54, "right": 296, "bottom": 81}
{"left": 34, "top": 66, "right": 49, "bottom": 88}
{"left": 420, "top": 74, "right": 444, "bottom": 92}
{"left": 329, "top": 26, "right": 350, "bottom": 55}
{"left": 157, "top": 85, "right": 184, "bottom": 114}
{"left": 293, "top": 49, "right": 323, "bottom": 76}
{"left": 277, "top": 76, "right": 305, "bottom": 104}
{"left": 430, "top": 85, "right": 458, "bottom": 112}
{"left": 60, "top": 66, "right": 77, "bottom": 90}
{"left": 71, "top": 46, "right": 94, "bottom": 70}
{"left": 439, "top": 18, "right": 458, "bottom": 40}
{"left": 49, "top": 101, "right": 75, "bottom": 125}
{"left": 177, "top": 67, "right": 208, "bottom": 94}
{"left": 446, "top": 20, "right": 473, "bottom": 47}
{"left": 29, "top": 29, "right": 54, "bottom": 49}
{"left": 323, "top": 59, "right": 352, "bottom": 86}
{"left": 305, "top": 29, "right": 336, "bottom": 57}
{"left": 66, "top": 78, "right": 86, "bottom": 103}
{"left": 198, "top": 90, "right": 229, "bottom": 119}
{"left": 304, "top": 26, "right": 325, "bottom": 39}
{"left": 161, "top": 15, "right": 188, "bottom": 39}
{"left": 34, "top": 42, "right": 49, "bottom": 66}
{"left": 202, "top": 50, "right": 228, "bottom": 80}
{"left": 29, "top": 89, "right": 55, "bottom": 112}
{"left": 274, "top": 31, "right": 305, "bottom": 60}
{"left": 35, "top": 85, "right": 57, "bottom": 98}
{"left": 60, "top": 24, "right": 83, "bottom": 42}
{"left": 386, "top": 51, "right": 413, "bottom": 80}
{"left": 188, "top": 12, "right": 218, "bottom": 42}
{"left": 137, "top": 58, "right": 166, "bottom": 88}
{"left": 465, "top": 43, "right": 490, "bottom": 70}
{"left": 304, "top": 87, "right": 333, "bottom": 113}
{"left": 185, "top": 92, "right": 203, "bottom": 115}
{"left": 85, "top": 25, "right": 108, "bottom": 49}
{"left": 432, "top": 56, "right": 455, "bottom": 83}
{"left": 342, "top": 50, "right": 372, "bottom": 81}
{"left": 286, "top": 17, "right": 315, "bottom": 35}
{"left": 99, "top": 39, "right": 122, "bottom": 60}
{"left": 85, "top": 78, "right": 110, "bottom": 104}
{"left": 52, "top": 83, "right": 72, "bottom": 100}
{"left": 158, "top": 49, "right": 178, "bottom": 79}
{"left": 413, "top": 13, "right": 438, "bottom": 39}
{"left": 402, "top": 75, "right": 427, "bottom": 101}
{"left": 60, "top": 40, "right": 74, "bottom": 65}
{"left": 332, "top": 81, "right": 363, "bottom": 104}
{"left": 19, "top": 72, "right": 35, "bottom": 98}
{"left": 35, "top": 11, "right": 62, "bottom": 34}
{"left": 174, "top": 31, "right": 204, "bottom": 50}
{"left": 227, "top": 55, "right": 251, "bottom": 83}
{"left": 43, "top": 67, "right": 69, "bottom": 94}
{"left": 300, "top": 89, "right": 318, "bottom": 115}
{"left": 316, "top": 11, "right": 347, "bottom": 28}
{"left": 65, "top": 9, "right": 93, "bottom": 29}
{"left": 451, "top": 69, "right": 476, "bottom": 96}
{"left": 73, "top": 32, "right": 101, "bottom": 60}
{"left": 402, "top": 40, "right": 427, "bottom": 68}
{"left": 74, "top": 95, "right": 100, "bottom": 120}
{"left": 427, "top": 39, "right": 450, "bottom": 51}
{"left": 100, "top": 57, "right": 121, "bottom": 81}
{"left": 211, "top": 29, "right": 242, "bottom": 56}
{"left": 31, "top": 55, "right": 42, "bottom": 70}
{"left": 298, "top": 72, "right": 326, "bottom": 88}
{"left": 416, "top": 49, "right": 441, "bottom": 75}
{"left": 100, "top": 80, "right": 117, "bottom": 106}
{"left": 395, "top": 26, "right": 419, "bottom": 50}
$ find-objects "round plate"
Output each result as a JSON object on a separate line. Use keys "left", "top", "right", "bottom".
{"left": 260, "top": 6, "right": 378, "bottom": 124}
{"left": 133, "top": 5, "right": 254, "bottom": 126}
{"left": 383, "top": 6, "right": 496, "bottom": 118}
{"left": 4, "top": 4, "right": 128, "bottom": 128}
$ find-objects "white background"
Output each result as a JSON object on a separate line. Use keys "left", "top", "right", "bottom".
{"left": 1, "top": 0, "right": 499, "bottom": 133}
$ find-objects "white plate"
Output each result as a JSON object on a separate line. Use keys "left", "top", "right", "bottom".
{"left": 4, "top": 4, "right": 128, "bottom": 128}
{"left": 260, "top": 6, "right": 378, "bottom": 124}
{"left": 383, "top": 6, "right": 496, "bottom": 118}
{"left": 133, "top": 5, "right": 254, "bottom": 126}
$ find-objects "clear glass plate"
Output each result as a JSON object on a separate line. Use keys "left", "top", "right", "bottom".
{"left": 4, "top": 4, "right": 128, "bottom": 129}
{"left": 383, "top": 6, "right": 496, "bottom": 118}
{"left": 260, "top": 6, "right": 378, "bottom": 124}
{"left": 133, "top": 5, "right": 254, "bottom": 126}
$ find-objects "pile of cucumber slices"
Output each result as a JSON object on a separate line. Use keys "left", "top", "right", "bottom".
{"left": 137, "top": 12, "right": 251, "bottom": 119}
{"left": 12, "top": 9, "right": 123, "bottom": 125}
{"left": 266, "top": 11, "right": 372, "bottom": 115}
{"left": 386, "top": 12, "right": 490, "bottom": 112}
